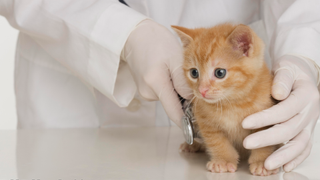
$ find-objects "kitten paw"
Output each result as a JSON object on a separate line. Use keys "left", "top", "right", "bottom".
{"left": 249, "top": 161, "right": 280, "bottom": 176}
{"left": 179, "top": 142, "right": 203, "bottom": 153}
{"left": 206, "top": 160, "right": 237, "bottom": 173}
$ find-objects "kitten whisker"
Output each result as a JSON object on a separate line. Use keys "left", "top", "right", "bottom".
{"left": 219, "top": 99, "right": 223, "bottom": 121}
{"left": 170, "top": 65, "right": 183, "bottom": 76}
{"left": 222, "top": 94, "right": 236, "bottom": 122}
{"left": 186, "top": 96, "right": 196, "bottom": 108}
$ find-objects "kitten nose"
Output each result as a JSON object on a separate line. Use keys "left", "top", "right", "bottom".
{"left": 199, "top": 88, "right": 209, "bottom": 97}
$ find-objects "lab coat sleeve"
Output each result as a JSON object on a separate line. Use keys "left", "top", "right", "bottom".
{"left": 262, "top": 0, "right": 320, "bottom": 85}
{"left": 0, "top": 0, "right": 147, "bottom": 107}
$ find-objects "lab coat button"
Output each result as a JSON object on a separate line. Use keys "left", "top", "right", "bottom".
{"left": 126, "top": 98, "right": 141, "bottom": 112}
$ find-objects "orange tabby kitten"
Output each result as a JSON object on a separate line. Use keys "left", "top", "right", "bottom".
{"left": 172, "top": 23, "right": 280, "bottom": 176}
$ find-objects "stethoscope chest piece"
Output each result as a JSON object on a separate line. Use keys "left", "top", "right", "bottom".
{"left": 181, "top": 102, "right": 196, "bottom": 145}
{"left": 182, "top": 112, "right": 194, "bottom": 145}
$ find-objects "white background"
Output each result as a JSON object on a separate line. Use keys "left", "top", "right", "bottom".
{"left": 0, "top": 16, "right": 18, "bottom": 129}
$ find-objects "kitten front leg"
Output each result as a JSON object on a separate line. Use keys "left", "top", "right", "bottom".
{"left": 202, "top": 130, "right": 239, "bottom": 173}
{"left": 249, "top": 146, "right": 280, "bottom": 176}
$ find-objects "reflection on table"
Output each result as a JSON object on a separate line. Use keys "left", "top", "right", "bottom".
{"left": 0, "top": 125, "right": 319, "bottom": 180}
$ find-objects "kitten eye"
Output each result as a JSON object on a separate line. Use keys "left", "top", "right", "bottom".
{"left": 214, "top": 68, "right": 226, "bottom": 79}
{"left": 190, "top": 68, "right": 199, "bottom": 79}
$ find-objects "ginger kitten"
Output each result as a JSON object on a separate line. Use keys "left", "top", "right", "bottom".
{"left": 172, "top": 24, "right": 280, "bottom": 176}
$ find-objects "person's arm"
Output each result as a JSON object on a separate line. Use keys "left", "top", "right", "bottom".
{"left": 0, "top": 0, "right": 147, "bottom": 107}
{"left": 0, "top": 0, "right": 192, "bottom": 126}
{"left": 242, "top": 0, "right": 320, "bottom": 172}
{"left": 262, "top": 0, "right": 320, "bottom": 76}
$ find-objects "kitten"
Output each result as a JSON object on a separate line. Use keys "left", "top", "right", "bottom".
{"left": 172, "top": 23, "right": 280, "bottom": 176}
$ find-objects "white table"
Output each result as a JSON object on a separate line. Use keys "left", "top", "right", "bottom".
{"left": 0, "top": 125, "right": 319, "bottom": 180}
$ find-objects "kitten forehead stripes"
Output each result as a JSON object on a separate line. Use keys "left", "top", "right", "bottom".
{"left": 193, "top": 36, "right": 219, "bottom": 64}
{"left": 204, "top": 38, "right": 216, "bottom": 60}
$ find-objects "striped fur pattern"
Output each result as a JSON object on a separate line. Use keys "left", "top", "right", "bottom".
{"left": 172, "top": 23, "right": 280, "bottom": 176}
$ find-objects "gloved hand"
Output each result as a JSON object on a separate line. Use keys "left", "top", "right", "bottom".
{"left": 121, "top": 19, "right": 192, "bottom": 127}
{"left": 242, "top": 55, "right": 320, "bottom": 172}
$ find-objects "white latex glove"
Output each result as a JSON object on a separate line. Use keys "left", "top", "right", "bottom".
{"left": 121, "top": 19, "right": 192, "bottom": 127}
{"left": 242, "top": 55, "right": 320, "bottom": 172}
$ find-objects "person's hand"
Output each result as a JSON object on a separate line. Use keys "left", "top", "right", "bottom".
{"left": 121, "top": 19, "right": 192, "bottom": 127}
{"left": 242, "top": 55, "right": 320, "bottom": 172}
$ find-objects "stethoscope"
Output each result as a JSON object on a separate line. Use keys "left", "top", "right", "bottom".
{"left": 180, "top": 96, "right": 202, "bottom": 145}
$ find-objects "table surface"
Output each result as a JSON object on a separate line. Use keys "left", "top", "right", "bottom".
{"left": 0, "top": 125, "right": 319, "bottom": 180}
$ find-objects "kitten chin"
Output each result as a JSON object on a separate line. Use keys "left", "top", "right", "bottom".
{"left": 202, "top": 98, "right": 221, "bottom": 104}
{"left": 172, "top": 23, "right": 280, "bottom": 176}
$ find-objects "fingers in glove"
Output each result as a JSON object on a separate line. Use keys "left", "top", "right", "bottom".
{"left": 168, "top": 53, "right": 193, "bottom": 100}
{"left": 272, "top": 67, "right": 295, "bottom": 100}
{"left": 243, "top": 110, "right": 312, "bottom": 149}
{"left": 171, "top": 66, "right": 193, "bottom": 100}
{"left": 283, "top": 140, "right": 312, "bottom": 172}
{"left": 242, "top": 80, "right": 313, "bottom": 129}
{"left": 263, "top": 129, "right": 311, "bottom": 170}
{"left": 157, "top": 77, "right": 184, "bottom": 128}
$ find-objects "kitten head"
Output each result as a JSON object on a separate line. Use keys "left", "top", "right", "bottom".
{"left": 172, "top": 23, "right": 265, "bottom": 104}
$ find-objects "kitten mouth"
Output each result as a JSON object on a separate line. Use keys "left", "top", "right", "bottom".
{"left": 203, "top": 97, "right": 222, "bottom": 104}
{"left": 194, "top": 91, "right": 222, "bottom": 102}
{"left": 203, "top": 93, "right": 222, "bottom": 99}
{"left": 196, "top": 95, "right": 222, "bottom": 103}
{"left": 204, "top": 97, "right": 216, "bottom": 100}
{"left": 204, "top": 97, "right": 219, "bottom": 101}
{"left": 200, "top": 94, "right": 224, "bottom": 104}
{"left": 194, "top": 91, "right": 221, "bottom": 99}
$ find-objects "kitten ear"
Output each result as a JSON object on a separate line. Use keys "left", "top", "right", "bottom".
{"left": 171, "top": 25, "right": 194, "bottom": 48}
{"left": 227, "top": 24, "right": 253, "bottom": 57}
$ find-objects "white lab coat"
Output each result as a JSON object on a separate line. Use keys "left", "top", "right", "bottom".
{"left": 0, "top": 0, "right": 319, "bottom": 128}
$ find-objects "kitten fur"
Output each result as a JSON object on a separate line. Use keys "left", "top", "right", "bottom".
{"left": 172, "top": 23, "right": 280, "bottom": 176}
